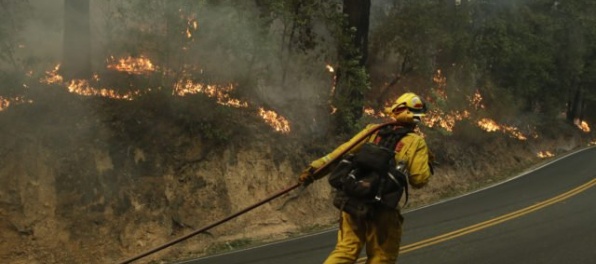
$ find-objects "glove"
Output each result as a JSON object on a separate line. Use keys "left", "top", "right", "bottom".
{"left": 298, "top": 167, "right": 317, "bottom": 186}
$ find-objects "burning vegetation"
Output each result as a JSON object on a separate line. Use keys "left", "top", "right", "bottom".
{"left": 173, "top": 79, "right": 248, "bottom": 108}
{"left": 0, "top": 97, "right": 11, "bottom": 111}
{"left": 476, "top": 118, "right": 528, "bottom": 141}
{"left": 424, "top": 109, "right": 470, "bottom": 132}
{"left": 0, "top": 96, "right": 33, "bottom": 111}
{"left": 258, "top": 108, "right": 291, "bottom": 134}
{"left": 42, "top": 64, "right": 140, "bottom": 100}
{"left": 537, "top": 151, "right": 555, "bottom": 158}
{"left": 35, "top": 56, "right": 291, "bottom": 133}
{"left": 575, "top": 120, "right": 590, "bottom": 133}
{"left": 363, "top": 73, "right": 535, "bottom": 142}
{"left": 9, "top": 59, "right": 592, "bottom": 140}
{"left": 106, "top": 56, "right": 156, "bottom": 75}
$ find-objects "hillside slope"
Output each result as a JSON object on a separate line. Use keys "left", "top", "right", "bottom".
{"left": 0, "top": 94, "right": 592, "bottom": 264}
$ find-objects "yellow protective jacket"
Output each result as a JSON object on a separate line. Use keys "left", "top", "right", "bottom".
{"left": 310, "top": 123, "right": 432, "bottom": 189}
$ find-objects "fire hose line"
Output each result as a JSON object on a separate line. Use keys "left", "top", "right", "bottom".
{"left": 117, "top": 121, "right": 400, "bottom": 264}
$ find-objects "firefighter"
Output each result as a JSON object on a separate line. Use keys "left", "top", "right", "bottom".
{"left": 299, "top": 92, "right": 434, "bottom": 264}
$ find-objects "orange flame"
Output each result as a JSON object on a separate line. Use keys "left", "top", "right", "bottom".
{"left": 432, "top": 69, "right": 447, "bottom": 100}
{"left": 182, "top": 11, "right": 198, "bottom": 39}
{"left": 173, "top": 79, "right": 248, "bottom": 108}
{"left": 41, "top": 64, "right": 64, "bottom": 84}
{"left": 468, "top": 90, "right": 485, "bottom": 110}
{"left": 330, "top": 77, "right": 337, "bottom": 96}
{"left": 107, "top": 55, "right": 156, "bottom": 75}
{"left": 363, "top": 107, "right": 387, "bottom": 118}
{"left": 376, "top": 90, "right": 533, "bottom": 141}
{"left": 41, "top": 64, "right": 267, "bottom": 117}
{"left": 185, "top": 22, "right": 196, "bottom": 39}
{"left": 0, "top": 97, "right": 10, "bottom": 111}
{"left": 423, "top": 109, "right": 470, "bottom": 132}
{"left": 41, "top": 64, "right": 139, "bottom": 100}
{"left": 477, "top": 118, "right": 500, "bottom": 132}
{"left": 35, "top": 64, "right": 295, "bottom": 134}
{"left": 258, "top": 108, "right": 291, "bottom": 133}
{"left": 326, "top": 63, "right": 338, "bottom": 113}
{"left": 477, "top": 118, "right": 527, "bottom": 140}
{"left": 537, "top": 151, "right": 554, "bottom": 158}
{"left": 0, "top": 96, "right": 33, "bottom": 111}
{"left": 67, "top": 79, "right": 139, "bottom": 100}
{"left": 575, "top": 120, "right": 590, "bottom": 133}
{"left": 326, "top": 64, "right": 335, "bottom": 73}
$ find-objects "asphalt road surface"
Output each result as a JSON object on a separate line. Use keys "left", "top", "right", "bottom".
{"left": 178, "top": 147, "right": 596, "bottom": 264}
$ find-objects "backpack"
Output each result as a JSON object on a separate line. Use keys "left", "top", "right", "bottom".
{"left": 328, "top": 125, "right": 411, "bottom": 219}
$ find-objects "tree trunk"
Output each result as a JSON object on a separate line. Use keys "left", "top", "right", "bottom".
{"left": 342, "top": 0, "right": 371, "bottom": 66}
{"left": 62, "top": 0, "right": 91, "bottom": 80}
{"left": 567, "top": 86, "right": 583, "bottom": 123}
{"left": 333, "top": 0, "right": 371, "bottom": 133}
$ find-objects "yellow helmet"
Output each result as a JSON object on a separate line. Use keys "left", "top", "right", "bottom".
{"left": 384, "top": 92, "right": 427, "bottom": 122}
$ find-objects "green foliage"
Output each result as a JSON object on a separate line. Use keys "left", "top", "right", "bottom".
{"left": 331, "top": 1, "right": 372, "bottom": 133}
{"left": 369, "top": 0, "right": 596, "bottom": 122}
{"left": 474, "top": 2, "right": 559, "bottom": 112}
{"left": 370, "top": 0, "right": 458, "bottom": 76}
{"left": 333, "top": 62, "right": 369, "bottom": 133}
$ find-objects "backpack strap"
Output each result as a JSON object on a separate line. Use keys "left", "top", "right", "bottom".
{"left": 374, "top": 126, "right": 412, "bottom": 150}
{"left": 394, "top": 162, "right": 410, "bottom": 206}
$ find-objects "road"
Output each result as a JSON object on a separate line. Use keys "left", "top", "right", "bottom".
{"left": 178, "top": 147, "right": 596, "bottom": 264}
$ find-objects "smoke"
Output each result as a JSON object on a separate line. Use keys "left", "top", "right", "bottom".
{"left": 182, "top": 1, "right": 336, "bottom": 136}
{"left": 12, "top": 0, "right": 63, "bottom": 69}
{"left": 0, "top": 0, "right": 340, "bottom": 138}
{"left": 102, "top": 0, "right": 336, "bottom": 136}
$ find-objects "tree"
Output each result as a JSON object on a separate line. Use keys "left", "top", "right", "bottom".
{"left": 368, "top": 0, "right": 457, "bottom": 107}
{"left": 332, "top": 0, "right": 371, "bottom": 133}
{"left": 554, "top": 0, "right": 596, "bottom": 124}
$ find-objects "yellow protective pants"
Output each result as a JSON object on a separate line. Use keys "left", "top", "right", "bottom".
{"left": 323, "top": 209, "right": 404, "bottom": 264}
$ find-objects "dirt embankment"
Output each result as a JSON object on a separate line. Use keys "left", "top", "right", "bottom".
{"left": 0, "top": 97, "right": 591, "bottom": 263}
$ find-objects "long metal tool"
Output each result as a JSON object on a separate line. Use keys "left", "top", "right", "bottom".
{"left": 117, "top": 121, "right": 399, "bottom": 264}
{"left": 117, "top": 183, "right": 301, "bottom": 264}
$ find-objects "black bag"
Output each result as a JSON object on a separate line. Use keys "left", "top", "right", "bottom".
{"left": 353, "top": 143, "right": 395, "bottom": 173}
{"left": 328, "top": 154, "right": 355, "bottom": 190}
{"left": 328, "top": 126, "right": 411, "bottom": 217}
{"left": 329, "top": 154, "right": 382, "bottom": 199}
{"left": 332, "top": 191, "right": 377, "bottom": 219}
